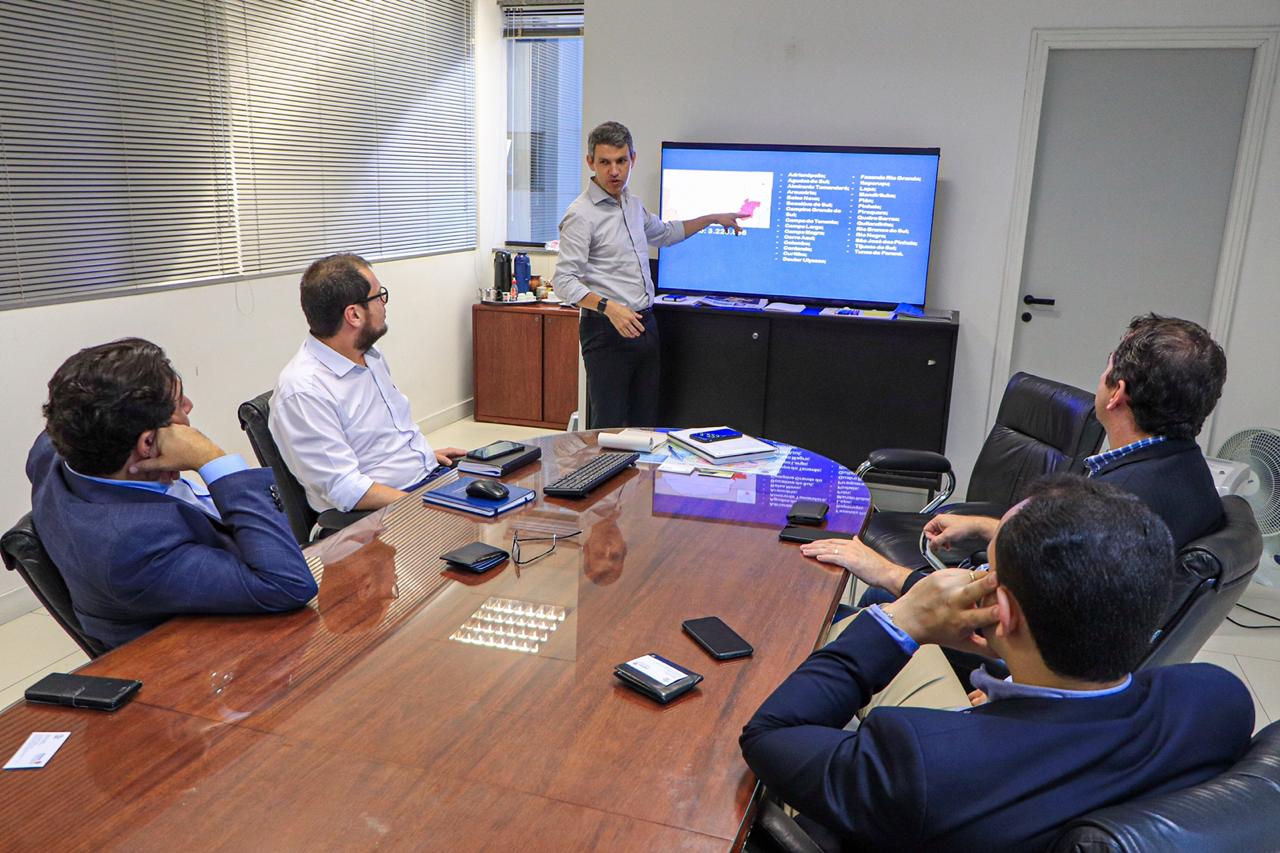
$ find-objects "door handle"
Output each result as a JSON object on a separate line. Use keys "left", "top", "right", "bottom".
{"left": 1023, "top": 294, "right": 1056, "bottom": 307}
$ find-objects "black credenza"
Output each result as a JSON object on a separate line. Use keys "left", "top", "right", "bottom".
{"left": 655, "top": 304, "right": 959, "bottom": 473}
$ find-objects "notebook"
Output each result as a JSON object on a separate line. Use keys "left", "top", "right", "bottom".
{"left": 456, "top": 444, "right": 542, "bottom": 477}
{"left": 667, "top": 427, "right": 778, "bottom": 464}
{"left": 422, "top": 477, "right": 535, "bottom": 517}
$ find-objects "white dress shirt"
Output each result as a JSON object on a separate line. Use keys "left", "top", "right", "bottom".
{"left": 552, "top": 179, "right": 686, "bottom": 311}
{"left": 269, "top": 337, "right": 437, "bottom": 513}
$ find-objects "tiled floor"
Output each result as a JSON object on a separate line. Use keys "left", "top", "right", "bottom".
{"left": 2, "top": 416, "right": 1278, "bottom": 737}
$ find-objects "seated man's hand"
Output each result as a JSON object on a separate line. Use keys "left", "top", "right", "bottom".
{"left": 881, "top": 568, "right": 999, "bottom": 656}
{"left": 130, "top": 424, "right": 225, "bottom": 482}
{"left": 435, "top": 447, "right": 467, "bottom": 467}
{"left": 923, "top": 513, "right": 999, "bottom": 553}
{"left": 800, "top": 536, "right": 913, "bottom": 596}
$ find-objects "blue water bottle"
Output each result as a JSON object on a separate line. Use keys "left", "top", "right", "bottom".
{"left": 514, "top": 252, "right": 531, "bottom": 293}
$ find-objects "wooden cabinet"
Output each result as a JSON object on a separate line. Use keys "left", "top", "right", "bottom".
{"left": 655, "top": 304, "right": 959, "bottom": 473}
{"left": 472, "top": 302, "right": 580, "bottom": 429}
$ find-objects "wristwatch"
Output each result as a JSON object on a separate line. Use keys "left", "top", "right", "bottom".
{"left": 595, "top": 297, "right": 610, "bottom": 315}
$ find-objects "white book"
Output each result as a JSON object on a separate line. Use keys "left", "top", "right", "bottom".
{"left": 667, "top": 426, "right": 778, "bottom": 463}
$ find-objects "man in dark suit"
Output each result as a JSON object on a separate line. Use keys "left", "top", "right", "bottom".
{"left": 807, "top": 314, "right": 1227, "bottom": 598}
{"left": 27, "top": 338, "right": 318, "bottom": 650}
{"left": 742, "top": 477, "right": 1253, "bottom": 852}
{"left": 1081, "top": 313, "right": 1226, "bottom": 545}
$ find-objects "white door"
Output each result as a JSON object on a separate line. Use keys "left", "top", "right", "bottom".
{"left": 1008, "top": 47, "right": 1254, "bottom": 394}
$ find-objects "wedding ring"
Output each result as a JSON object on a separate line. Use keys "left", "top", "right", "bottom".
{"left": 969, "top": 570, "right": 977, "bottom": 582}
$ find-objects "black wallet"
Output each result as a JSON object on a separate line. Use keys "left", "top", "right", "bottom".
{"left": 614, "top": 653, "right": 703, "bottom": 704}
{"left": 440, "top": 541, "right": 509, "bottom": 573}
{"left": 787, "top": 499, "right": 829, "bottom": 525}
{"left": 25, "top": 672, "right": 141, "bottom": 711}
{"left": 778, "top": 526, "right": 854, "bottom": 544}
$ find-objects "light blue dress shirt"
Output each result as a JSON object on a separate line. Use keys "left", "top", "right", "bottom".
{"left": 269, "top": 337, "right": 438, "bottom": 513}
{"left": 68, "top": 454, "right": 249, "bottom": 521}
{"left": 553, "top": 178, "right": 686, "bottom": 311}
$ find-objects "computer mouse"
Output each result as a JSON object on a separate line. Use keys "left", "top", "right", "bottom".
{"left": 466, "top": 478, "right": 509, "bottom": 501}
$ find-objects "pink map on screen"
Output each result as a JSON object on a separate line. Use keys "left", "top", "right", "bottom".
{"left": 738, "top": 199, "right": 760, "bottom": 218}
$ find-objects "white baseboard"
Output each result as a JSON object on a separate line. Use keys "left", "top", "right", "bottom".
{"left": 0, "top": 585, "right": 39, "bottom": 626}
{"left": 419, "top": 398, "right": 474, "bottom": 435}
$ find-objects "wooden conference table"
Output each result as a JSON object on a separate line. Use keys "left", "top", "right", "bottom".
{"left": 0, "top": 432, "right": 869, "bottom": 851}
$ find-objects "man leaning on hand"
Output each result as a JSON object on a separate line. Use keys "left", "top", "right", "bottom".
{"left": 27, "top": 338, "right": 317, "bottom": 650}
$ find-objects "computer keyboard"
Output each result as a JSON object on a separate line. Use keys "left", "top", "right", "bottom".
{"left": 543, "top": 452, "right": 640, "bottom": 499}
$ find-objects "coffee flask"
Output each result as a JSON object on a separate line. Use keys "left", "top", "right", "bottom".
{"left": 493, "top": 250, "right": 512, "bottom": 292}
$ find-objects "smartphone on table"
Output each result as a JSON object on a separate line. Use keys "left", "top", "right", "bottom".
{"left": 682, "top": 616, "right": 753, "bottom": 660}
{"left": 469, "top": 440, "right": 523, "bottom": 460}
{"left": 690, "top": 428, "right": 742, "bottom": 444}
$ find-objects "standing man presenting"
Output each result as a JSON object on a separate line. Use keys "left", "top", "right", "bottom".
{"left": 554, "top": 121, "right": 746, "bottom": 428}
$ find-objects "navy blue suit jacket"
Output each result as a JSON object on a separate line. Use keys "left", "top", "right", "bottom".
{"left": 1092, "top": 438, "right": 1224, "bottom": 548}
{"left": 741, "top": 616, "right": 1253, "bottom": 852}
{"left": 27, "top": 433, "right": 318, "bottom": 649}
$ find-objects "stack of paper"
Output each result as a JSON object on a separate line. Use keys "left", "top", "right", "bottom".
{"left": 764, "top": 301, "right": 805, "bottom": 313}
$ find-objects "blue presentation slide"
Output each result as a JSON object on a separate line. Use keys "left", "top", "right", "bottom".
{"left": 658, "top": 145, "right": 939, "bottom": 305}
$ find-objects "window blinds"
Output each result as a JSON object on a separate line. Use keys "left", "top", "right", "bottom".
{"left": 0, "top": 0, "right": 475, "bottom": 309}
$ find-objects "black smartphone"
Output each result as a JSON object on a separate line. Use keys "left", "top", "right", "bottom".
{"left": 24, "top": 672, "right": 142, "bottom": 712}
{"left": 787, "top": 499, "right": 829, "bottom": 525}
{"left": 682, "top": 616, "right": 753, "bottom": 660}
{"left": 690, "top": 428, "right": 742, "bottom": 444}
{"left": 778, "top": 526, "right": 853, "bottom": 544}
{"left": 470, "top": 440, "right": 522, "bottom": 461}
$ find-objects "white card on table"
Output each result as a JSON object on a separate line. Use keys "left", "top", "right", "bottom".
{"left": 4, "top": 731, "right": 70, "bottom": 770}
{"left": 627, "top": 655, "right": 685, "bottom": 686}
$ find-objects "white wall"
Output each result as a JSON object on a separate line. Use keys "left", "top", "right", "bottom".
{"left": 582, "top": 0, "right": 1280, "bottom": 480}
{"left": 0, "top": 0, "right": 514, "bottom": 618}
{"left": 0, "top": 252, "right": 482, "bottom": 617}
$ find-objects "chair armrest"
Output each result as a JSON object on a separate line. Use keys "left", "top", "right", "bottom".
{"left": 754, "top": 800, "right": 825, "bottom": 853}
{"left": 316, "top": 509, "right": 372, "bottom": 531}
{"left": 863, "top": 449, "right": 952, "bottom": 475}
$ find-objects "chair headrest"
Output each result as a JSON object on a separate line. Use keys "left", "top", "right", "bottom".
{"left": 996, "top": 372, "right": 1102, "bottom": 454}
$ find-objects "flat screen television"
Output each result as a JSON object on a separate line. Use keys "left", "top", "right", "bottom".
{"left": 658, "top": 142, "right": 940, "bottom": 306}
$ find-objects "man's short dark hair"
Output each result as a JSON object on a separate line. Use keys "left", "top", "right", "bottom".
{"left": 300, "top": 253, "right": 373, "bottom": 338}
{"left": 43, "top": 338, "right": 180, "bottom": 476}
{"left": 994, "top": 475, "right": 1174, "bottom": 681}
{"left": 587, "top": 121, "right": 634, "bottom": 159}
{"left": 1108, "top": 314, "right": 1226, "bottom": 441}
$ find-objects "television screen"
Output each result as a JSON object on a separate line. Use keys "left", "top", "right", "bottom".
{"left": 658, "top": 142, "right": 940, "bottom": 306}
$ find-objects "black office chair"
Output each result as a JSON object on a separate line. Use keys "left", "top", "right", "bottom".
{"left": 1138, "top": 495, "right": 1263, "bottom": 670}
{"left": 857, "top": 372, "right": 1104, "bottom": 569}
{"left": 237, "top": 391, "right": 368, "bottom": 546}
{"left": 1049, "top": 719, "right": 1280, "bottom": 852}
{"left": 1, "top": 513, "right": 108, "bottom": 659}
{"left": 747, "top": 720, "right": 1280, "bottom": 853}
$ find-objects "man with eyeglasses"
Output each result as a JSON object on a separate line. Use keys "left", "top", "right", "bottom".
{"left": 270, "top": 253, "right": 466, "bottom": 514}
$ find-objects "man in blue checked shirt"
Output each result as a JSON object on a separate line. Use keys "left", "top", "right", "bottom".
{"left": 806, "top": 314, "right": 1227, "bottom": 602}
{"left": 27, "top": 338, "right": 317, "bottom": 649}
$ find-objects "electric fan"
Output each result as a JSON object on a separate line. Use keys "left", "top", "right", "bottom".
{"left": 1215, "top": 429, "right": 1280, "bottom": 586}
